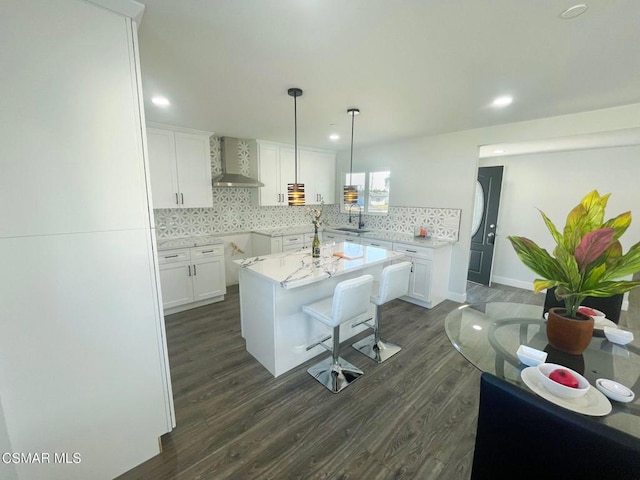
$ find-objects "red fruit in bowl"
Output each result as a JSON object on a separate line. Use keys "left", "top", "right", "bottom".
{"left": 549, "top": 368, "right": 580, "bottom": 388}
{"left": 578, "top": 306, "right": 598, "bottom": 317}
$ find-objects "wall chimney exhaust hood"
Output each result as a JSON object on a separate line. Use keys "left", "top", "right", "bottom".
{"left": 212, "top": 137, "right": 264, "bottom": 187}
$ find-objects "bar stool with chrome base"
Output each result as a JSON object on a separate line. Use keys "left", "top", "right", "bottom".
{"left": 303, "top": 274, "right": 374, "bottom": 393}
{"left": 352, "top": 261, "right": 411, "bottom": 363}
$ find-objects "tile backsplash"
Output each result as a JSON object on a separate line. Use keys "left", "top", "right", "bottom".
{"left": 154, "top": 137, "right": 461, "bottom": 241}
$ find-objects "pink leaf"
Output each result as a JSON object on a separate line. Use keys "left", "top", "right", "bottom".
{"left": 575, "top": 228, "right": 615, "bottom": 270}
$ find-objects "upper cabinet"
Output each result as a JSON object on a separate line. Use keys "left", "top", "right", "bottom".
{"left": 299, "top": 149, "right": 336, "bottom": 205}
{"left": 147, "top": 125, "right": 213, "bottom": 209}
{"left": 256, "top": 141, "right": 335, "bottom": 207}
{"left": 256, "top": 142, "right": 295, "bottom": 206}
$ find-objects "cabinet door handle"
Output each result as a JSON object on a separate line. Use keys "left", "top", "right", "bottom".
{"left": 193, "top": 264, "right": 197, "bottom": 276}
{"left": 406, "top": 249, "right": 417, "bottom": 253}
{"left": 164, "top": 254, "right": 178, "bottom": 259}
{"left": 181, "top": 193, "right": 184, "bottom": 204}
{"left": 188, "top": 265, "right": 191, "bottom": 276}
{"left": 175, "top": 193, "right": 179, "bottom": 205}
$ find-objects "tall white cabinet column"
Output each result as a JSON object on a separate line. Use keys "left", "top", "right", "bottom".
{"left": 0, "top": 1, "right": 174, "bottom": 479}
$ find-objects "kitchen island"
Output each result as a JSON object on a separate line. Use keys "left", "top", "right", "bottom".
{"left": 235, "top": 243, "right": 404, "bottom": 377}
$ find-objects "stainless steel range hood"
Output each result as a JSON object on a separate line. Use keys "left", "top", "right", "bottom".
{"left": 212, "top": 137, "right": 264, "bottom": 187}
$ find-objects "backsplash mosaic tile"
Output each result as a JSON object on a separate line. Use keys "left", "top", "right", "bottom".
{"left": 154, "top": 136, "right": 461, "bottom": 241}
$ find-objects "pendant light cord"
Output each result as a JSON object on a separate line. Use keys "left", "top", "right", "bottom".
{"left": 294, "top": 93, "right": 298, "bottom": 184}
{"left": 349, "top": 110, "right": 354, "bottom": 185}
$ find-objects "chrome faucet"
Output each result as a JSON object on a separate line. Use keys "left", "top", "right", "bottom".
{"left": 349, "top": 202, "right": 365, "bottom": 229}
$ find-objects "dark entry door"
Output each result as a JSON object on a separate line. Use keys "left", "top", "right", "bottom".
{"left": 468, "top": 166, "right": 503, "bottom": 285}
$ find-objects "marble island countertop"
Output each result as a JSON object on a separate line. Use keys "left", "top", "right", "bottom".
{"left": 234, "top": 243, "right": 404, "bottom": 289}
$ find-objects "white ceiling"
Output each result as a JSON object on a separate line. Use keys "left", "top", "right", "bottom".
{"left": 137, "top": 0, "right": 640, "bottom": 151}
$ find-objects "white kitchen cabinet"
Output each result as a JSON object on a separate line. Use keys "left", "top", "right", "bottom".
{"left": 299, "top": 149, "right": 336, "bottom": 204}
{"left": 0, "top": 1, "right": 174, "bottom": 478}
{"left": 393, "top": 242, "right": 451, "bottom": 308}
{"left": 158, "top": 245, "right": 226, "bottom": 313}
{"left": 147, "top": 126, "right": 213, "bottom": 209}
{"left": 253, "top": 232, "right": 283, "bottom": 255}
{"left": 323, "top": 231, "right": 361, "bottom": 245}
{"left": 360, "top": 238, "right": 394, "bottom": 250}
{"left": 256, "top": 141, "right": 335, "bottom": 206}
{"left": 256, "top": 141, "right": 295, "bottom": 206}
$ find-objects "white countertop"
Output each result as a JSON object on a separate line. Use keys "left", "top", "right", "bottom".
{"left": 324, "top": 227, "right": 454, "bottom": 248}
{"left": 252, "top": 225, "right": 316, "bottom": 237}
{"left": 234, "top": 242, "right": 404, "bottom": 289}
{"left": 156, "top": 235, "right": 224, "bottom": 251}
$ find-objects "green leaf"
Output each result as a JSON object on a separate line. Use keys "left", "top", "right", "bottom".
{"left": 533, "top": 279, "right": 558, "bottom": 294}
{"left": 581, "top": 190, "right": 610, "bottom": 227}
{"left": 580, "top": 280, "right": 640, "bottom": 297}
{"left": 538, "top": 210, "right": 563, "bottom": 245}
{"left": 508, "top": 236, "right": 564, "bottom": 280}
{"left": 603, "top": 211, "right": 632, "bottom": 241}
{"left": 603, "top": 241, "right": 640, "bottom": 280}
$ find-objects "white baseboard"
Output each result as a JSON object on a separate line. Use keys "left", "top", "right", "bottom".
{"left": 491, "top": 276, "right": 534, "bottom": 291}
{"left": 447, "top": 291, "right": 466, "bottom": 303}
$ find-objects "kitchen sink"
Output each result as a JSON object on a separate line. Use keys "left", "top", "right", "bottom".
{"left": 334, "top": 227, "right": 370, "bottom": 233}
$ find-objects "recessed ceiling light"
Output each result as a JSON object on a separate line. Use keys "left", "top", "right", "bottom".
{"left": 492, "top": 95, "right": 513, "bottom": 108}
{"left": 560, "top": 4, "right": 588, "bottom": 19}
{"left": 329, "top": 134, "right": 340, "bottom": 141}
{"left": 151, "top": 96, "right": 170, "bottom": 107}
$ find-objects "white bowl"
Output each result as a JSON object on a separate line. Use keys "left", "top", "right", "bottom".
{"left": 516, "top": 345, "right": 548, "bottom": 367}
{"left": 578, "top": 305, "right": 606, "bottom": 321}
{"left": 604, "top": 326, "right": 634, "bottom": 345}
{"left": 596, "top": 379, "right": 635, "bottom": 403}
{"left": 537, "top": 363, "right": 590, "bottom": 398}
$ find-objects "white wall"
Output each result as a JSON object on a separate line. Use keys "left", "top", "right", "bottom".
{"left": 480, "top": 144, "right": 640, "bottom": 289}
{"left": 337, "top": 103, "right": 640, "bottom": 300}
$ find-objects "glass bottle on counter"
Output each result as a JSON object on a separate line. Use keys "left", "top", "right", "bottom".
{"left": 312, "top": 225, "right": 321, "bottom": 258}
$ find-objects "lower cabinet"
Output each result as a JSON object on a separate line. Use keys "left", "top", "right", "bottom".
{"left": 393, "top": 242, "right": 451, "bottom": 308}
{"left": 158, "top": 245, "right": 226, "bottom": 313}
{"left": 323, "top": 231, "right": 361, "bottom": 245}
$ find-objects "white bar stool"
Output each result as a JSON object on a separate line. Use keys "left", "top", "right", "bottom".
{"left": 302, "top": 274, "right": 374, "bottom": 393}
{"left": 352, "top": 261, "right": 412, "bottom": 363}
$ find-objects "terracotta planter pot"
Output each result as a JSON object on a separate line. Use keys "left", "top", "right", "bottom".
{"left": 546, "top": 307, "right": 594, "bottom": 355}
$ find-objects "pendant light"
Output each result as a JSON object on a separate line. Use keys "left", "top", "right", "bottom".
{"left": 287, "top": 87, "right": 305, "bottom": 206}
{"left": 343, "top": 108, "right": 360, "bottom": 204}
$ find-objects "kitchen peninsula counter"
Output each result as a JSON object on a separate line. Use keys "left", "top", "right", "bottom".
{"left": 235, "top": 243, "right": 403, "bottom": 377}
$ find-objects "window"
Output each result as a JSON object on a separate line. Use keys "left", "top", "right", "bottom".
{"left": 342, "top": 170, "right": 390, "bottom": 214}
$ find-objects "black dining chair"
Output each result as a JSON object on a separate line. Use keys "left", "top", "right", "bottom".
{"left": 543, "top": 286, "right": 624, "bottom": 324}
{"left": 470, "top": 372, "right": 640, "bottom": 479}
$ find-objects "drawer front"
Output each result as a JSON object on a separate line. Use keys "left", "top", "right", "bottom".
{"left": 282, "top": 234, "right": 304, "bottom": 246}
{"left": 361, "top": 238, "right": 393, "bottom": 250}
{"left": 393, "top": 243, "right": 434, "bottom": 260}
{"left": 191, "top": 244, "right": 224, "bottom": 259}
{"left": 158, "top": 248, "right": 190, "bottom": 265}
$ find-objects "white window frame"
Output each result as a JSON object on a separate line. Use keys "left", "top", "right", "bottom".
{"left": 341, "top": 169, "right": 390, "bottom": 215}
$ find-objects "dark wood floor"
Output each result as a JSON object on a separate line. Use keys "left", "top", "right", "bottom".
{"left": 117, "top": 281, "right": 638, "bottom": 480}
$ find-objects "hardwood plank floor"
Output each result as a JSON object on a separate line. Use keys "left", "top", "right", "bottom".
{"left": 117, "top": 280, "right": 637, "bottom": 479}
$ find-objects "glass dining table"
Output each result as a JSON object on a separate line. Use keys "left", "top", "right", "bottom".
{"left": 445, "top": 302, "right": 640, "bottom": 439}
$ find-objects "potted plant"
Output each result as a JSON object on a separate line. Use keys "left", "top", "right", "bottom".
{"left": 508, "top": 190, "right": 640, "bottom": 354}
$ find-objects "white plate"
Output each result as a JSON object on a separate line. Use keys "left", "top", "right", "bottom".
{"left": 594, "top": 317, "right": 617, "bottom": 331}
{"left": 521, "top": 367, "right": 612, "bottom": 416}
{"left": 596, "top": 379, "right": 635, "bottom": 403}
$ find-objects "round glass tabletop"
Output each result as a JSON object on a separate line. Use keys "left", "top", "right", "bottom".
{"left": 445, "top": 302, "right": 640, "bottom": 438}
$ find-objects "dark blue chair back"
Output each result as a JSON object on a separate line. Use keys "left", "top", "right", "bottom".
{"left": 471, "top": 372, "right": 640, "bottom": 479}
